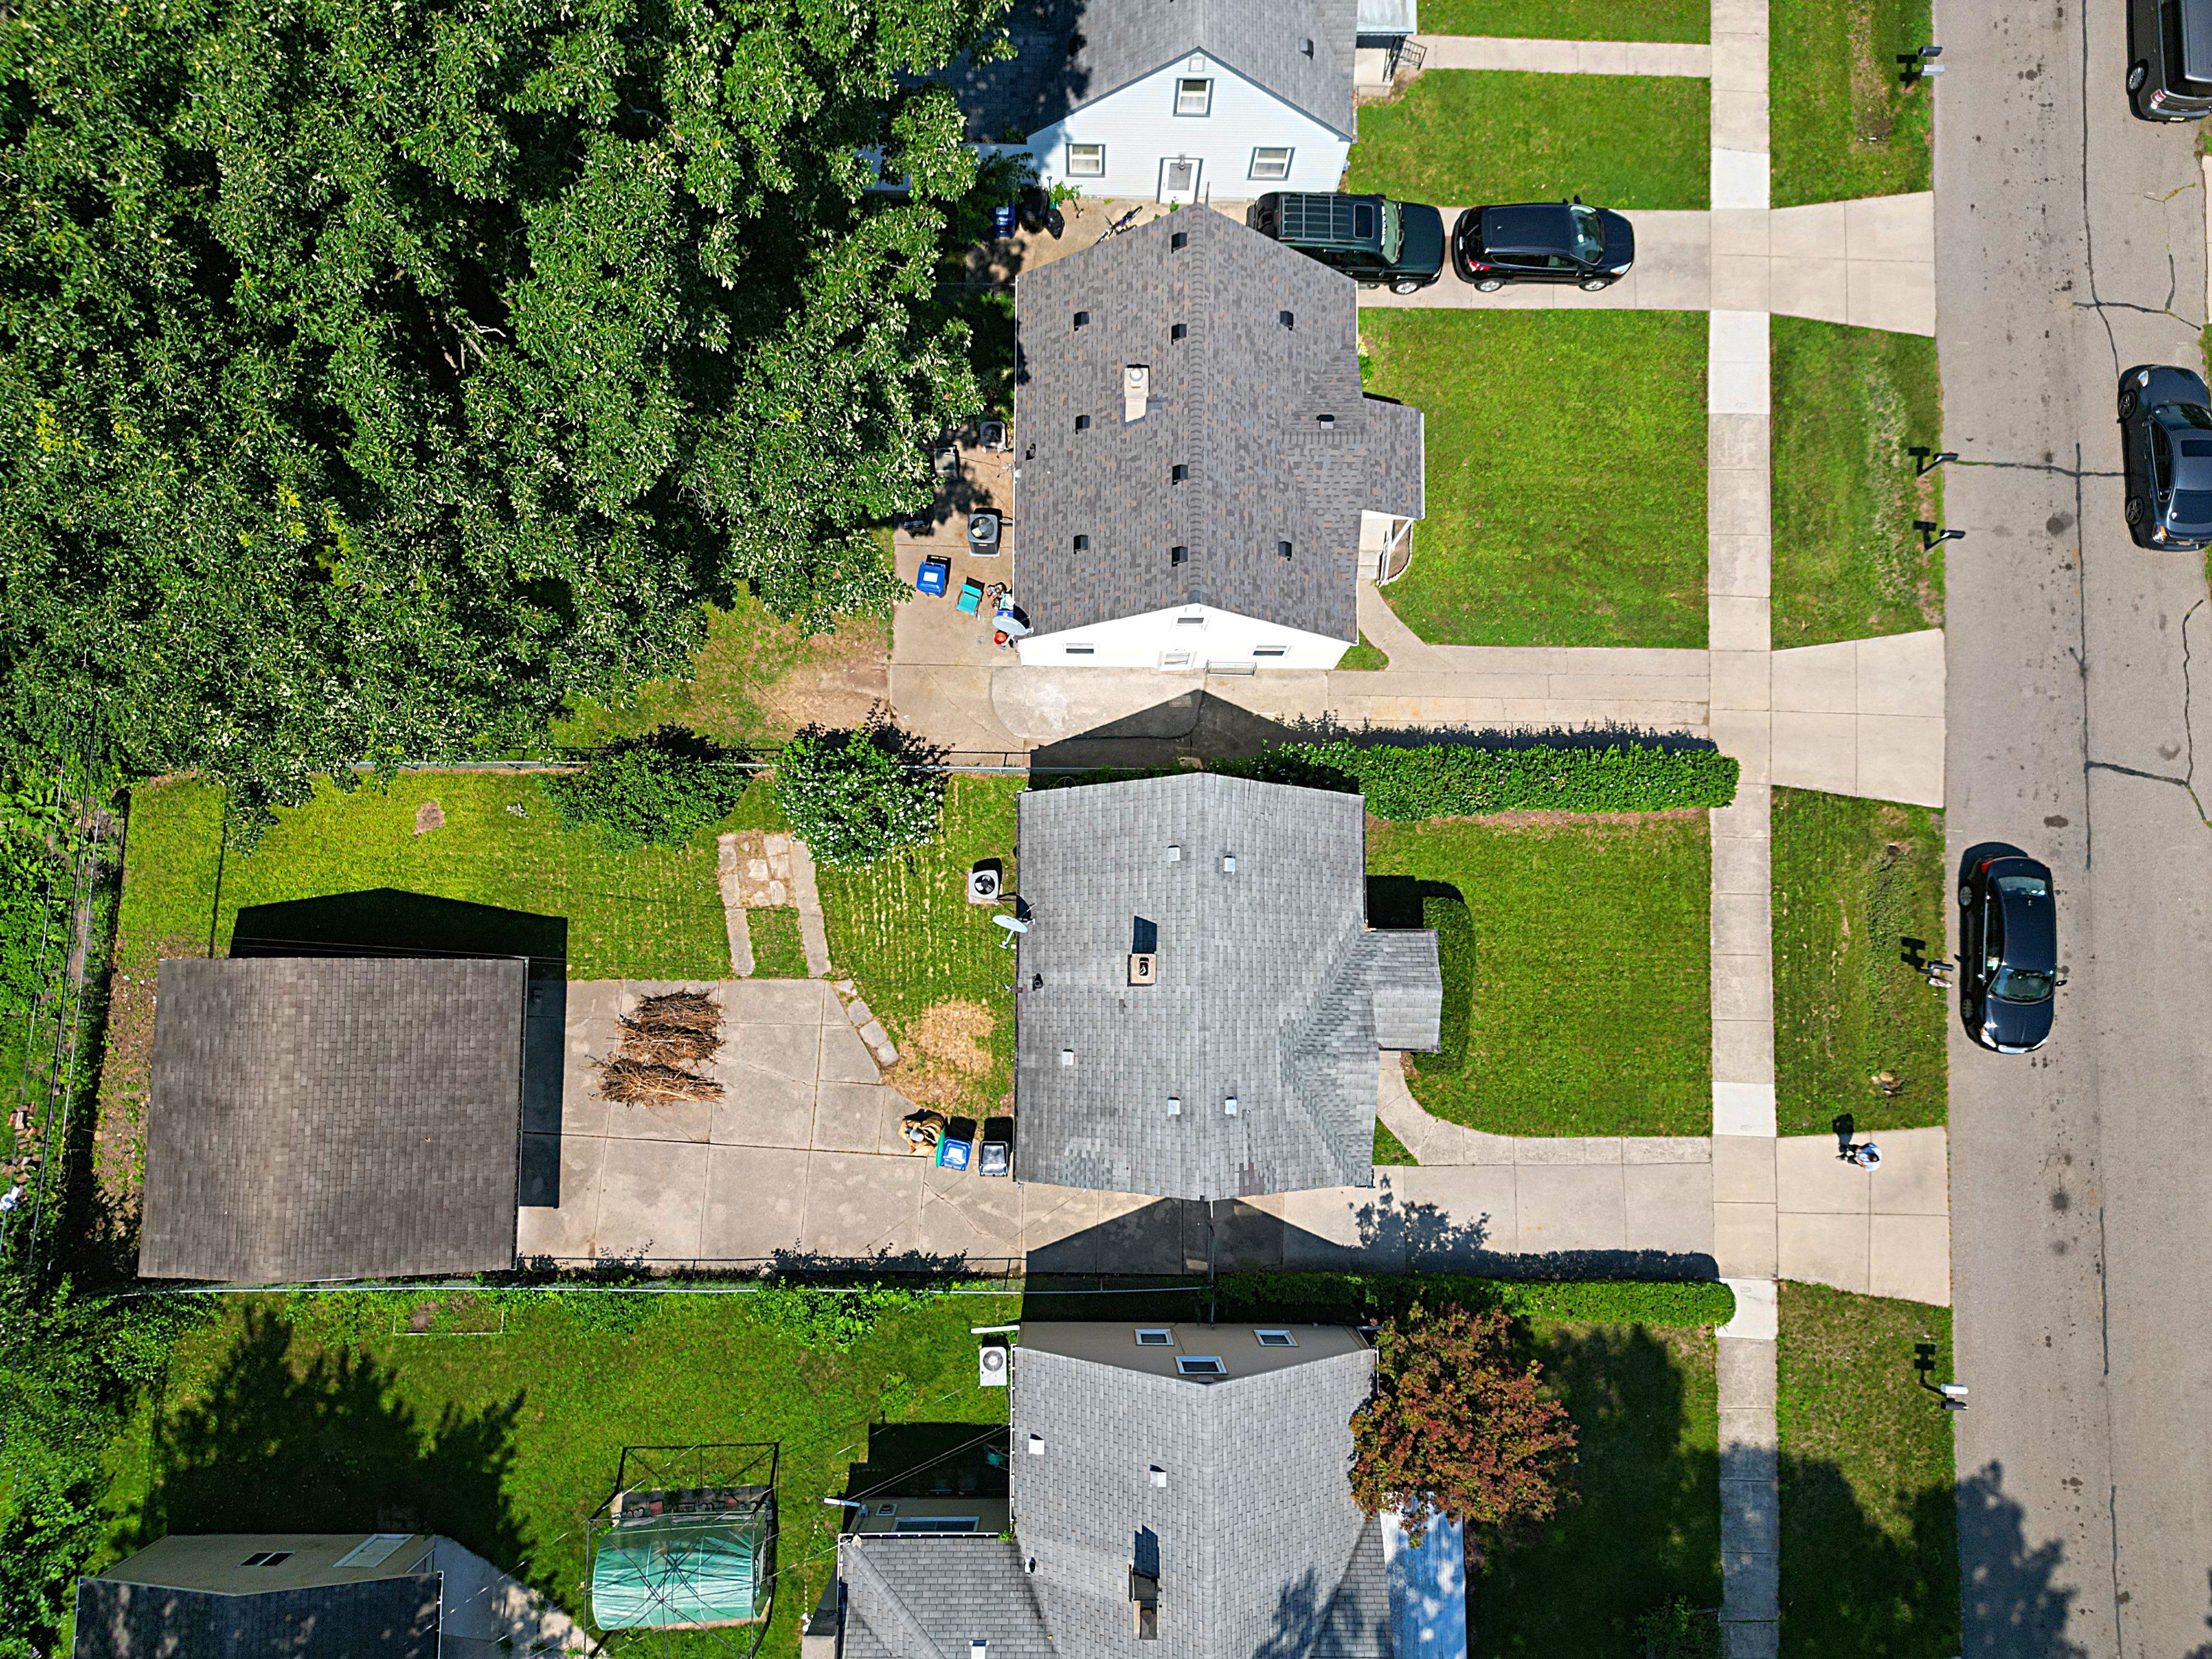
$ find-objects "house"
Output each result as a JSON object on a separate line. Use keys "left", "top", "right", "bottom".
{"left": 138, "top": 956, "right": 529, "bottom": 1283}
{"left": 1011, "top": 773, "right": 1441, "bottom": 1199}
{"left": 72, "top": 1531, "right": 585, "bottom": 1659}
{"left": 808, "top": 1322, "right": 1466, "bottom": 1659}
{"left": 1011, "top": 206, "right": 1424, "bottom": 672}
{"left": 947, "top": 0, "right": 1372, "bottom": 202}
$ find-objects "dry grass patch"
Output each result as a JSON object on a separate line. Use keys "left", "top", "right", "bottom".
{"left": 883, "top": 998, "right": 996, "bottom": 1113}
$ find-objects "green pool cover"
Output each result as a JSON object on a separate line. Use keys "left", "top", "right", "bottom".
{"left": 592, "top": 1509, "right": 770, "bottom": 1629}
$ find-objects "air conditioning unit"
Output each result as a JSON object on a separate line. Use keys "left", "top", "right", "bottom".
{"left": 980, "top": 420, "right": 1008, "bottom": 450}
{"left": 968, "top": 511, "right": 1002, "bottom": 552}
{"left": 978, "top": 1345, "right": 1009, "bottom": 1389}
{"left": 1128, "top": 952, "right": 1158, "bottom": 986}
{"left": 968, "top": 865, "right": 1002, "bottom": 903}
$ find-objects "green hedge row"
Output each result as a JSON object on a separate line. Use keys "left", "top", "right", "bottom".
{"left": 1216, "top": 1272, "right": 1736, "bottom": 1328}
{"left": 1226, "top": 740, "right": 1739, "bottom": 818}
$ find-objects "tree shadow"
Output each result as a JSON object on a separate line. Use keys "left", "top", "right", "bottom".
{"left": 1778, "top": 1453, "right": 1966, "bottom": 1658}
{"left": 1951, "top": 1460, "right": 2084, "bottom": 1659}
{"left": 137, "top": 1308, "right": 527, "bottom": 1578}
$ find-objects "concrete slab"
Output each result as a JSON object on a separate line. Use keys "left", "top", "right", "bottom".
{"left": 722, "top": 979, "right": 832, "bottom": 1022}
{"left": 1087, "top": 1195, "right": 1184, "bottom": 1274}
{"left": 1854, "top": 628, "right": 1946, "bottom": 716}
{"left": 819, "top": 1016, "right": 885, "bottom": 1085}
{"left": 1775, "top": 1134, "right": 1871, "bottom": 1214}
{"left": 601, "top": 1096, "right": 714, "bottom": 1146}
{"left": 811, "top": 1080, "right": 894, "bottom": 1155}
{"left": 701, "top": 1145, "right": 810, "bottom": 1261}
{"left": 710, "top": 1065, "right": 816, "bottom": 1149}
{"left": 596, "top": 1138, "right": 709, "bottom": 1262}
{"left": 1711, "top": 890, "right": 1770, "bottom": 957}
{"left": 1868, "top": 1212, "right": 1953, "bottom": 1305}
{"left": 1377, "top": 1166, "right": 1520, "bottom": 1263}
{"left": 1866, "top": 1126, "right": 1951, "bottom": 1214}
{"left": 1712, "top": 1017, "right": 1776, "bottom": 1082}
{"left": 802, "top": 1153, "right": 923, "bottom": 1261}
{"left": 1708, "top": 595, "right": 1771, "bottom": 653}
{"left": 1776, "top": 1211, "right": 1869, "bottom": 1292}
{"left": 1711, "top": 88, "right": 1771, "bottom": 153}
{"left": 1712, "top": 1133, "right": 1776, "bottom": 1203}
{"left": 1713, "top": 1203, "right": 1777, "bottom": 1277}
{"left": 1770, "top": 710, "right": 1859, "bottom": 792}
{"left": 918, "top": 1166, "right": 1024, "bottom": 1262}
{"left": 1513, "top": 1163, "right": 1626, "bottom": 1254}
{"left": 728, "top": 1022, "right": 822, "bottom": 1084}
{"left": 1712, "top": 150, "right": 1770, "bottom": 212}
{"left": 516, "top": 1136, "right": 606, "bottom": 1260}
{"left": 1623, "top": 1161, "right": 1717, "bottom": 1255}
{"left": 1856, "top": 715, "right": 1945, "bottom": 806}
{"left": 1771, "top": 640, "right": 1859, "bottom": 713}
{"left": 1721, "top": 1279, "right": 1780, "bottom": 1340}
{"left": 1712, "top": 831, "right": 1771, "bottom": 895}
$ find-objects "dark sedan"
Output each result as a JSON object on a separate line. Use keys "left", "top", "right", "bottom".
{"left": 2117, "top": 364, "right": 2212, "bottom": 549}
{"left": 1451, "top": 200, "right": 1635, "bottom": 292}
{"left": 1958, "top": 852, "right": 2063, "bottom": 1054}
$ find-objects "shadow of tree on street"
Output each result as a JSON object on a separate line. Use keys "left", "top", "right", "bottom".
{"left": 136, "top": 1308, "right": 527, "bottom": 1576}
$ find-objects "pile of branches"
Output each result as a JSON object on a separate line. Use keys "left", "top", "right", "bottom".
{"left": 599, "top": 991, "right": 725, "bottom": 1105}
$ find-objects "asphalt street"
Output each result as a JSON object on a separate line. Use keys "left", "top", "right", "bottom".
{"left": 1935, "top": 1, "right": 2212, "bottom": 1652}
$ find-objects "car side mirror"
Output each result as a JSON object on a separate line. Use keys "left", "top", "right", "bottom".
{"left": 2056, "top": 968, "right": 2069, "bottom": 988}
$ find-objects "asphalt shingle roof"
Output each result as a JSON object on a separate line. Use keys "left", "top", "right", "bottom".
{"left": 71, "top": 1578, "right": 440, "bottom": 1659}
{"left": 1012, "top": 773, "right": 1439, "bottom": 1198}
{"left": 1009, "top": 1329, "right": 1385, "bottom": 1659}
{"left": 840, "top": 1536, "right": 1054, "bottom": 1659}
{"left": 139, "top": 957, "right": 527, "bottom": 1284}
{"left": 1013, "top": 208, "right": 1424, "bottom": 642}
{"left": 946, "top": 0, "right": 1359, "bottom": 142}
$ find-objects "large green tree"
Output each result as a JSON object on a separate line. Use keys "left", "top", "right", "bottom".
{"left": 0, "top": 0, "right": 1006, "bottom": 819}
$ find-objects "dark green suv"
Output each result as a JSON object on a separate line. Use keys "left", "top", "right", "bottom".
{"left": 1245, "top": 192, "right": 1446, "bottom": 293}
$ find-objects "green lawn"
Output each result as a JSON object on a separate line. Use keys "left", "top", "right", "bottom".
{"left": 1776, "top": 1284, "right": 1959, "bottom": 1658}
{"left": 748, "top": 907, "right": 811, "bottom": 979}
{"left": 1368, "top": 814, "right": 1711, "bottom": 1136}
{"left": 1770, "top": 0, "right": 1934, "bottom": 206}
{"left": 85, "top": 1288, "right": 1017, "bottom": 1659}
{"left": 1338, "top": 632, "right": 1390, "bottom": 672}
{"left": 1360, "top": 311, "right": 1708, "bottom": 648}
{"left": 1772, "top": 320, "right": 1944, "bottom": 645}
{"left": 1420, "top": 0, "right": 1708, "bottom": 41}
{"left": 815, "top": 776, "right": 1022, "bottom": 1120}
{"left": 1374, "top": 1116, "right": 1418, "bottom": 1165}
{"left": 1348, "top": 72, "right": 1709, "bottom": 209}
{"left": 112, "top": 774, "right": 735, "bottom": 983}
{"left": 1771, "top": 789, "right": 1948, "bottom": 1137}
{"left": 1474, "top": 1322, "right": 1720, "bottom": 1657}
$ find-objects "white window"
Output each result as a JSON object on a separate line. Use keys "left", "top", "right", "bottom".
{"left": 334, "top": 1536, "right": 413, "bottom": 1571}
{"left": 1135, "top": 1328, "right": 1175, "bottom": 1346}
{"left": 1176, "top": 78, "right": 1213, "bottom": 116}
{"left": 1176, "top": 1356, "right": 1227, "bottom": 1377}
{"left": 895, "top": 1516, "right": 979, "bottom": 1533}
{"left": 1250, "top": 146, "right": 1294, "bottom": 181}
{"left": 1256, "top": 1329, "right": 1297, "bottom": 1347}
{"left": 1066, "top": 142, "right": 1105, "bottom": 178}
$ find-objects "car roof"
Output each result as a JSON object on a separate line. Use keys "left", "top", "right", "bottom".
{"left": 1479, "top": 204, "right": 1576, "bottom": 256}
{"left": 2185, "top": 0, "right": 2212, "bottom": 82}
{"left": 1994, "top": 882, "right": 2057, "bottom": 971}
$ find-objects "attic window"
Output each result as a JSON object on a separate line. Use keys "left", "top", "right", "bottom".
{"left": 1074, "top": 534, "right": 1090, "bottom": 550}
{"left": 1279, "top": 310, "right": 1295, "bottom": 329}
{"left": 1075, "top": 414, "right": 1091, "bottom": 431}
{"left": 1278, "top": 540, "right": 1293, "bottom": 559}
{"left": 1170, "top": 545, "right": 1187, "bottom": 566}
{"left": 1171, "top": 464, "right": 1189, "bottom": 482}
{"left": 1176, "top": 1356, "right": 1227, "bottom": 1377}
{"left": 1254, "top": 647, "right": 1287, "bottom": 658}
{"left": 1135, "top": 1328, "right": 1175, "bottom": 1346}
{"left": 1065, "top": 645, "right": 1094, "bottom": 656}
{"left": 242, "top": 1553, "right": 294, "bottom": 1568}
{"left": 1256, "top": 1329, "right": 1297, "bottom": 1347}
{"left": 1172, "top": 231, "right": 1189, "bottom": 251}
{"left": 1073, "top": 309, "right": 1091, "bottom": 329}
{"left": 1176, "top": 614, "right": 1204, "bottom": 625}
{"left": 1175, "top": 78, "right": 1213, "bottom": 116}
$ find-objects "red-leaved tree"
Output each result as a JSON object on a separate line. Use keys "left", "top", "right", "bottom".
{"left": 1348, "top": 1303, "right": 1578, "bottom": 1554}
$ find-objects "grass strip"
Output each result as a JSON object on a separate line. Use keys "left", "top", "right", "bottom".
{"left": 1776, "top": 1284, "right": 1959, "bottom": 1657}
{"left": 1359, "top": 311, "right": 1707, "bottom": 647}
{"left": 1349, "top": 71, "right": 1709, "bottom": 209}
{"left": 1234, "top": 741, "right": 1737, "bottom": 816}
{"left": 1217, "top": 1273, "right": 1734, "bottom": 1327}
{"left": 1338, "top": 633, "right": 1390, "bottom": 671}
{"left": 1419, "top": 0, "right": 1709, "bottom": 42}
{"left": 1772, "top": 319, "right": 1944, "bottom": 644}
{"left": 1771, "top": 789, "right": 1947, "bottom": 1136}
{"left": 1373, "top": 1118, "right": 1419, "bottom": 1166}
{"left": 1369, "top": 815, "right": 1711, "bottom": 1136}
{"left": 1770, "top": 0, "right": 1934, "bottom": 206}
{"left": 747, "top": 907, "right": 811, "bottom": 979}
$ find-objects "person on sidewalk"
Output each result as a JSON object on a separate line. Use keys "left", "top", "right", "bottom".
{"left": 1847, "top": 1142, "right": 1883, "bottom": 1170}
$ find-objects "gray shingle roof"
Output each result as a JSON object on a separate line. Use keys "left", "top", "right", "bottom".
{"left": 1012, "top": 773, "right": 1440, "bottom": 1198}
{"left": 839, "top": 1536, "right": 1054, "bottom": 1659}
{"left": 1009, "top": 1330, "right": 1383, "bottom": 1659}
{"left": 139, "top": 957, "right": 527, "bottom": 1284}
{"left": 1013, "top": 208, "right": 1424, "bottom": 643}
{"left": 71, "top": 1577, "right": 440, "bottom": 1659}
{"left": 945, "top": 0, "right": 1359, "bottom": 142}
{"left": 1365, "top": 932, "right": 1442, "bottom": 1051}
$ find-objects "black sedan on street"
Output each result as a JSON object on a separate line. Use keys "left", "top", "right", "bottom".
{"left": 1451, "top": 199, "right": 1635, "bottom": 292}
{"left": 2117, "top": 364, "right": 2212, "bottom": 549}
{"left": 1958, "top": 851, "right": 2063, "bottom": 1054}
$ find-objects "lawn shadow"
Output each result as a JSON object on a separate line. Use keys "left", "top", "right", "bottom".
{"left": 1026, "top": 695, "right": 1311, "bottom": 772}
{"left": 138, "top": 1307, "right": 528, "bottom": 1579}
{"left": 840, "top": 1423, "right": 1010, "bottom": 1501}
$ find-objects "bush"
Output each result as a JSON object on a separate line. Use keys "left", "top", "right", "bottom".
{"left": 775, "top": 721, "right": 943, "bottom": 866}
{"left": 745, "top": 1281, "right": 935, "bottom": 1350}
{"left": 1230, "top": 740, "right": 1738, "bottom": 817}
{"left": 1636, "top": 1596, "right": 1720, "bottom": 1658}
{"left": 1420, "top": 893, "right": 1475, "bottom": 1074}
{"left": 539, "top": 727, "right": 749, "bottom": 849}
{"left": 1216, "top": 1272, "right": 1735, "bottom": 1329}
{"left": 1349, "top": 1302, "right": 1578, "bottom": 1555}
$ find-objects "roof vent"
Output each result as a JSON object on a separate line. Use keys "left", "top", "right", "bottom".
{"left": 1026, "top": 1557, "right": 1038, "bottom": 1576}
{"left": 1060, "top": 1048, "right": 1075, "bottom": 1068}
{"left": 1129, "top": 952, "right": 1158, "bottom": 985}
{"left": 1149, "top": 1465, "right": 1168, "bottom": 1488}
{"left": 1223, "top": 1095, "right": 1239, "bottom": 1116}
{"left": 1221, "top": 853, "right": 1236, "bottom": 873}
{"left": 1170, "top": 545, "right": 1187, "bottom": 566}
{"left": 1172, "top": 230, "right": 1189, "bottom": 250}
{"left": 1278, "top": 540, "right": 1293, "bottom": 560}
{"left": 1074, "top": 311, "right": 1090, "bottom": 329}
{"left": 1028, "top": 1433, "right": 1046, "bottom": 1454}
{"left": 1171, "top": 463, "right": 1189, "bottom": 482}
{"left": 1303, "top": 37, "right": 1316, "bottom": 55}
{"left": 1279, "top": 310, "right": 1295, "bottom": 329}
{"left": 1125, "top": 364, "right": 1150, "bottom": 422}
{"left": 1166, "top": 1096, "right": 1181, "bottom": 1116}
{"left": 1074, "top": 534, "right": 1090, "bottom": 550}
{"left": 1172, "top": 322, "right": 1188, "bottom": 340}
{"left": 1317, "top": 413, "right": 1335, "bottom": 426}
{"left": 1075, "top": 414, "right": 1091, "bottom": 431}
{"left": 1166, "top": 844, "right": 1181, "bottom": 862}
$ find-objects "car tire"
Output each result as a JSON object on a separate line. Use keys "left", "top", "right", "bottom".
{"left": 1957, "top": 882, "right": 1973, "bottom": 907}
{"left": 2128, "top": 60, "right": 2149, "bottom": 92}
{"left": 2119, "top": 387, "right": 2140, "bottom": 419}
{"left": 1578, "top": 277, "right": 1610, "bottom": 291}
{"left": 1390, "top": 279, "right": 1424, "bottom": 295}
{"left": 2125, "top": 494, "right": 2148, "bottom": 527}
{"left": 1474, "top": 277, "right": 1505, "bottom": 292}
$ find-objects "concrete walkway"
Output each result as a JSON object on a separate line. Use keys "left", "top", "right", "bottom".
{"left": 1770, "top": 630, "right": 1945, "bottom": 806}
{"left": 1355, "top": 196, "right": 1935, "bottom": 335}
{"left": 1718, "top": 1282, "right": 1781, "bottom": 1659}
{"left": 1410, "top": 33, "right": 1712, "bottom": 76}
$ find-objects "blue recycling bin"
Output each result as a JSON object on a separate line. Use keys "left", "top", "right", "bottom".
{"left": 935, "top": 1134, "right": 973, "bottom": 1171}
{"left": 916, "top": 556, "right": 951, "bottom": 597}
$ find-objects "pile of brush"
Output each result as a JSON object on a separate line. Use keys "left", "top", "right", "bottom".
{"left": 598, "top": 991, "right": 725, "bottom": 1105}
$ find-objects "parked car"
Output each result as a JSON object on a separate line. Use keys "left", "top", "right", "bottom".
{"left": 1958, "top": 851, "right": 2063, "bottom": 1054}
{"left": 2117, "top": 364, "right": 2212, "bottom": 549}
{"left": 1452, "top": 199, "right": 1635, "bottom": 292}
{"left": 2128, "top": 0, "right": 2212, "bottom": 119}
{"left": 1245, "top": 191, "right": 1446, "bottom": 293}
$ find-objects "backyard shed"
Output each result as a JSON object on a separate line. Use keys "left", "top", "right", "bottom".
{"left": 588, "top": 1446, "right": 778, "bottom": 1641}
{"left": 138, "top": 956, "right": 528, "bottom": 1283}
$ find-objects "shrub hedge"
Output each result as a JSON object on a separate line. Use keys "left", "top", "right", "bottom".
{"left": 1420, "top": 892, "right": 1474, "bottom": 1074}
{"left": 539, "top": 726, "right": 749, "bottom": 849}
{"left": 1216, "top": 1272, "right": 1736, "bottom": 1328}
{"left": 1227, "top": 740, "right": 1738, "bottom": 818}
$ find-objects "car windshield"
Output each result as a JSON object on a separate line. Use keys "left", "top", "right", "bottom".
{"left": 2169, "top": 401, "right": 2212, "bottom": 430}
{"left": 1991, "top": 873, "right": 2049, "bottom": 898}
{"left": 1990, "top": 966, "right": 2056, "bottom": 1003}
{"left": 2172, "top": 489, "right": 2212, "bottom": 524}
{"left": 1568, "top": 203, "right": 1604, "bottom": 262}
{"left": 1381, "top": 201, "right": 1403, "bottom": 264}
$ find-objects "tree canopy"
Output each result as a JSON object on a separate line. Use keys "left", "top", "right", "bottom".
{"left": 0, "top": 0, "right": 1009, "bottom": 819}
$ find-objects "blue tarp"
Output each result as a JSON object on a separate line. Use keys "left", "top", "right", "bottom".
{"left": 592, "top": 1510, "right": 769, "bottom": 1630}
{"left": 1384, "top": 1512, "right": 1467, "bottom": 1659}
